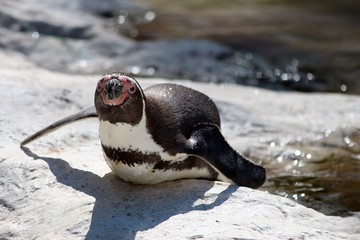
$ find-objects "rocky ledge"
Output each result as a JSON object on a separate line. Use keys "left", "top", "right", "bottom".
{"left": 0, "top": 51, "right": 359, "bottom": 239}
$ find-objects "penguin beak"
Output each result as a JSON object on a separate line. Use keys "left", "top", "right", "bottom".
{"left": 106, "top": 79, "right": 123, "bottom": 100}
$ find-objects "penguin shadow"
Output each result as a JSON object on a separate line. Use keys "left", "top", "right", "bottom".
{"left": 21, "top": 147, "right": 236, "bottom": 240}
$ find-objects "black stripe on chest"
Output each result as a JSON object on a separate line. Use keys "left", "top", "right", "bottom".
{"left": 102, "top": 145, "right": 218, "bottom": 175}
{"left": 102, "top": 144, "right": 161, "bottom": 166}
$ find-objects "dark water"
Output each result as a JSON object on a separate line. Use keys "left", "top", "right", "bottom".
{"left": 132, "top": 0, "right": 360, "bottom": 94}
{"left": 2, "top": 0, "right": 359, "bottom": 93}
{"left": 261, "top": 151, "right": 360, "bottom": 216}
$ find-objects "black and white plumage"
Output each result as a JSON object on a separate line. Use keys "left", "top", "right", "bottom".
{"left": 21, "top": 73, "right": 266, "bottom": 188}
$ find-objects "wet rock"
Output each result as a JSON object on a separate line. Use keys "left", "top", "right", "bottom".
{"left": 1, "top": 51, "right": 360, "bottom": 239}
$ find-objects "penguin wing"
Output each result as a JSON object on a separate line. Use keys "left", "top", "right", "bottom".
{"left": 184, "top": 123, "right": 266, "bottom": 189}
{"left": 20, "top": 106, "right": 98, "bottom": 146}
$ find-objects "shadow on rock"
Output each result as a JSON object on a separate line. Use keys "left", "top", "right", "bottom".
{"left": 21, "top": 147, "right": 235, "bottom": 240}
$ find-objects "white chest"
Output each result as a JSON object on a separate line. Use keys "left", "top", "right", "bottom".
{"left": 99, "top": 118, "right": 212, "bottom": 183}
{"left": 99, "top": 118, "right": 186, "bottom": 161}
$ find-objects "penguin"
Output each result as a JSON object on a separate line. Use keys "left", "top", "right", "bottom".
{"left": 21, "top": 73, "right": 266, "bottom": 188}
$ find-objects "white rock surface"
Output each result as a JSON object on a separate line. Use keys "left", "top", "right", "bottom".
{"left": 0, "top": 51, "right": 360, "bottom": 239}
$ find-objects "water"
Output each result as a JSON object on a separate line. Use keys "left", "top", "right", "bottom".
{"left": 132, "top": 0, "right": 360, "bottom": 94}
{"left": 263, "top": 152, "right": 360, "bottom": 216}
{"left": 2, "top": 0, "right": 359, "bottom": 93}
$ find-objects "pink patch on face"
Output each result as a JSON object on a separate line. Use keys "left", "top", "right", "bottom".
{"left": 98, "top": 75, "right": 137, "bottom": 106}
{"left": 103, "top": 74, "right": 112, "bottom": 81}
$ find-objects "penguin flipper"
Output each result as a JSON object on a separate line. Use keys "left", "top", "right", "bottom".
{"left": 185, "top": 123, "right": 266, "bottom": 189}
{"left": 20, "top": 106, "right": 98, "bottom": 146}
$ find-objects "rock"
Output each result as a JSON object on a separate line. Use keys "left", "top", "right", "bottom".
{"left": 0, "top": 51, "right": 360, "bottom": 239}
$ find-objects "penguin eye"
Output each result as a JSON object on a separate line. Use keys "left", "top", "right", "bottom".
{"left": 97, "top": 83, "right": 102, "bottom": 92}
{"left": 129, "top": 86, "right": 136, "bottom": 94}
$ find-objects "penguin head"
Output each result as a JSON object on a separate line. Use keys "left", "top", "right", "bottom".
{"left": 94, "top": 73, "right": 144, "bottom": 125}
